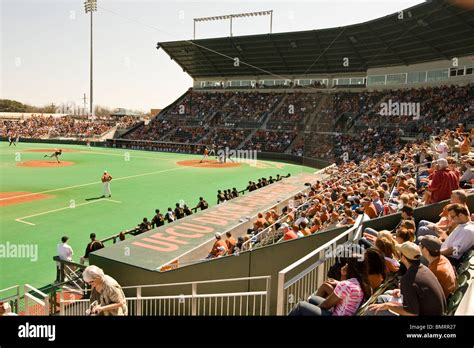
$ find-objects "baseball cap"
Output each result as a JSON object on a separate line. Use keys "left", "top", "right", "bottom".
{"left": 214, "top": 233, "right": 221, "bottom": 239}
{"left": 279, "top": 222, "right": 289, "bottom": 230}
{"left": 104, "top": 170, "right": 108, "bottom": 173}
{"left": 418, "top": 235, "right": 442, "bottom": 253}
{"left": 395, "top": 241, "right": 421, "bottom": 261}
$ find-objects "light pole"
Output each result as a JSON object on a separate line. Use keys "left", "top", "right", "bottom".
{"left": 193, "top": 10, "right": 273, "bottom": 40}
{"left": 84, "top": 0, "right": 97, "bottom": 118}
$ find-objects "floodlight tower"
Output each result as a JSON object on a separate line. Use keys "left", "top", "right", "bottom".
{"left": 84, "top": 0, "right": 97, "bottom": 117}
{"left": 193, "top": 10, "right": 273, "bottom": 39}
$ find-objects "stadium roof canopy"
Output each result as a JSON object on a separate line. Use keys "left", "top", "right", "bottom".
{"left": 158, "top": 0, "right": 474, "bottom": 78}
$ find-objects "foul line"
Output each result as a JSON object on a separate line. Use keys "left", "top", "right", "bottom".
{"left": 15, "top": 198, "right": 121, "bottom": 226}
{"left": 1, "top": 167, "right": 186, "bottom": 202}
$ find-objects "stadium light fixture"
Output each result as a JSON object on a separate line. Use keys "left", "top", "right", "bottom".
{"left": 193, "top": 10, "right": 273, "bottom": 39}
{"left": 84, "top": 0, "right": 97, "bottom": 118}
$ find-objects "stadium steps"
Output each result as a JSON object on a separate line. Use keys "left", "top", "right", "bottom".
{"left": 285, "top": 94, "right": 330, "bottom": 154}
{"left": 97, "top": 125, "right": 118, "bottom": 141}
{"left": 303, "top": 93, "right": 329, "bottom": 130}
{"left": 237, "top": 127, "right": 259, "bottom": 150}
{"left": 204, "top": 93, "right": 236, "bottom": 125}
{"left": 159, "top": 127, "right": 178, "bottom": 141}
{"left": 349, "top": 94, "right": 390, "bottom": 133}
{"left": 261, "top": 94, "right": 289, "bottom": 130}
{"left": 156, "top": 88, "right": 192, "bottom": 121}
{"left": 193, "top": 126, "right": 212, "bottom": 144}
{"left": 115, "top": 121, "right": 144, "bottom": 139}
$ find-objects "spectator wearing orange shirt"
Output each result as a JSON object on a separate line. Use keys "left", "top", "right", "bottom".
{"left": 319, "top": 206, "right": 329, "bottom": 223}
{"left": 310, "top": 217, "right": 322, "bottom": 233}
{"left": 254, "top": 213, "right": 268, "bottom": 229}
{"left": 361, "top": 197, "right": 377, "bottom": 219}
{"left": 225, "top": 232, "right": 237, "bottom": 255}
{"left": 300, "top": 221, "right": 312, "bottom": 236}
{"left": 283, "top": 224, "right": 298, "bottom": 241}
{"left": 419, "top": 235, "right": 457, "bottom": 299}
{"left": 459, "top": 134, "right": 471, "bottom": 156}
{"left": 207, "top": 233, "right": 228, "bottom": 258}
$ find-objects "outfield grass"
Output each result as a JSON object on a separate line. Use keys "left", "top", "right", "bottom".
{"left": 0, "top": 142, "right": 314, "bottom": 289}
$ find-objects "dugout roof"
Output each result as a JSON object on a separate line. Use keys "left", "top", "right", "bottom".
{"left": 158, "top": 0, "right": 474, "bottom": 78}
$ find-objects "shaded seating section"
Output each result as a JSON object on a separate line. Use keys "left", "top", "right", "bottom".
{"left": 355, "top": 195, "right": 474, "bottom": 316}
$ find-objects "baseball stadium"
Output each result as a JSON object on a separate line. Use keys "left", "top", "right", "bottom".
{"left": 1, "top": 0, "right": 474, "bottom": 323}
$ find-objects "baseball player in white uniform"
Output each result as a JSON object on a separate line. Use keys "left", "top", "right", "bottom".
{"left": 101, "top": 170, "right": 112, "bottom": 198}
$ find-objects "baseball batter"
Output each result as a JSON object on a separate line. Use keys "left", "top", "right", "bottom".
{"left": 101, "top": 170, "right": 113, "bottom": 198}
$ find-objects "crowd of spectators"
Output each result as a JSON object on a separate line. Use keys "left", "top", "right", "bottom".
{"left": 268, "top": 92, "right": 322, "bottom": 124}
{"left": 355, "top": 84, "right": 474, "bottom": 133}
{"left": 236, "top": 125, "right": 473, "bottom": 316}
{"left": 123, "top": 119, "right": 178, "bottom": 141}
{"left": 202, "top": 128, "right": 252, "bottom": 149}
{"left": 221, "top": 92, "right": 284, "bottom": 123}
{"left": 242, "top": 130, "right": 297, "bottom": 153}
{"left": 167, "top": 91, "right": 230, "bottom": 119}
{"left": 1, "top": 115, "right": 140, "bottom": 139}
{"left": 109, "top": 140, "right": 201, "bottom": 154}
{"left": 165, "top": 126, "right": 208, "bottom": 143}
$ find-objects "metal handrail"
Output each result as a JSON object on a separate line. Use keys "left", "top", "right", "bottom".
{"left": 0, "top": 285, "right": 21, "bottom": 314}
{"left": 241, "top": 162, "right": 367, "bottom": 251}
{"left": 24, "top": 284, "right": 49, "bottom": 315}
{"left": 61, "top": 275, "right": 271, "bottom": 316}
{"left": 120, "top": 275, "right": 271, "bottom": 290}
{"left": 275, "top": 215, "right": 364, "bottom": 315}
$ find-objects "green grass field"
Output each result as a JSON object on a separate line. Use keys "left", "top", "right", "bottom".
{"left": 0, "top": 142, "right": 313, "bottom": 289}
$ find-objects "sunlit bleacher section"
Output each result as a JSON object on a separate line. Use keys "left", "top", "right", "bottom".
{"left": 0, "top": 114, "right": 141, "bottom": 141}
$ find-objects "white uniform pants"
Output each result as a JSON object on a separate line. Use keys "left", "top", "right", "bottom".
{"left": 103, "top": 182, "right": 111, "bottom": 196}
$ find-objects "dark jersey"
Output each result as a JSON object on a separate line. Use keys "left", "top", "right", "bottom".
{"left": 175, "top": 207, "right": 185, "bottom": 219}
{"left": 198, "top": 200, "right": 208, "bottom": 210}
{"left": 217, "top": 193, "right": 226, "bottom": 203}
{"left": 151, "top": 213, "right": 164, "bottom": 228}
{"left": 84, "top": 240, "right": 104, "bottom": 258}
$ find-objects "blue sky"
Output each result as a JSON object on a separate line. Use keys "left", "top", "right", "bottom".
{"left": 1, "top": 0, "right": 423, "bottom": 112}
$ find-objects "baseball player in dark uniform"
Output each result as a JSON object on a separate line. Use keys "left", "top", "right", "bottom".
{"left": 44, "top": 149, "right": 62, "bottom": 163}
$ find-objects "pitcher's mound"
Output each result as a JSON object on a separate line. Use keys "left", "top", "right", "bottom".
{"left": 177, "top": 159, "right": 241, "bottom": 168}
{"left": 16, "top": 160, "right": 75, "bottom": 168}
{"left": 0, "top": 192, "right": 52, "bottom": 207}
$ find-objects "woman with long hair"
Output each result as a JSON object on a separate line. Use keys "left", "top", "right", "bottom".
{"left": 374, "top": 234, "right": 400, "bottom": 273}
{"left": 365, "top": 248, "right": 386, "bottom": 291}
{"left": 288, "top": 251, "right": 371, "bottom": 316}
